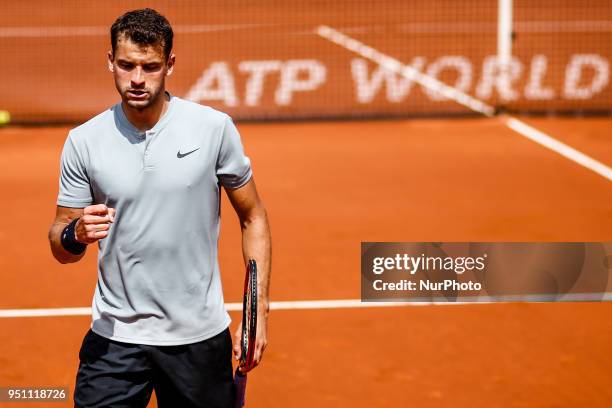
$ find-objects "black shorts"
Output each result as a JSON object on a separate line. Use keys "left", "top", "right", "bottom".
{"left": 74, "top": 328, "right": 234, "bottom": 408}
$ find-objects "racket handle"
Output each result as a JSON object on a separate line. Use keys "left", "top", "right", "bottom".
{"left": 233, "top": 369, "right": 248, "bottom": 408}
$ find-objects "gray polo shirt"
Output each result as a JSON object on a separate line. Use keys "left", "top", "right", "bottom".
{"left": 57, "top": 93, "right": 252, "bottom": 345}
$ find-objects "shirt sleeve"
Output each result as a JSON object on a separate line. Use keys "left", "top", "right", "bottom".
{"left": 57, "top": 132, "right": 93, "bottom": 208}
{"left": 216, "top": 115, "right": 253, "bottom": 189}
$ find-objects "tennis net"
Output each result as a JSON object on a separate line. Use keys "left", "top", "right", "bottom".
{"left": 1, "top": 0, "right": 610, "bottom": 123}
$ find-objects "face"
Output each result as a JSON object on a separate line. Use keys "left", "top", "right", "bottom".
{"left": 108, "top": 35, "right": 175, "bottom": 111}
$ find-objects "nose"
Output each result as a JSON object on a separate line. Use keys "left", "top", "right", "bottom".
{"left": 130, "top": 67, "right": 145, "bottom": 87}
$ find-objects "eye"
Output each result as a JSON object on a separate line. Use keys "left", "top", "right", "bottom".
{"left": 118, "top": 61, "right": 133, "bottom": 70}
{"left": 143, "top": 64, "right": 161, "bottom": 72}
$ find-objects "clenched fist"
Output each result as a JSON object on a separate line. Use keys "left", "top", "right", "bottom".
{"left": 75, "top": 204, "right": 116, "bottom": 244}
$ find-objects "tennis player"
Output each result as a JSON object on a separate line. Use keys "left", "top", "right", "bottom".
{"left": 47, "top": 8, "right": 271, "bottom": 408}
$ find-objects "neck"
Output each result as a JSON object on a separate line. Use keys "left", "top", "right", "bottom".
{"left": 122, "top": 91, "right": 170, "bottom": 131}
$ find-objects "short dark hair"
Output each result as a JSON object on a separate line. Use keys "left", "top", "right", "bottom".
{"left": 110, "top": 8, "right": 173, "bottom": 60}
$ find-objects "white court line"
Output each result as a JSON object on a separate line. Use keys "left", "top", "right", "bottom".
{"left": 0, "top": 307, "right": 92, "bottom": 318}
{"left": 0, "top": 24, "right": 262, "bottom": 38}
{"left": 316, "top": 24, "right": 612, "bottom": 182}
{"left": 3, "top": 20, "right": 612, "bottom": 38}
{"left": 316, "top": 25, "right": 495, "bottom": 116}
{"left": 515, "top": 20, "right": 612, "bottom": 33}
{"left": 505, "top": 117, "right": 612, "bottom": 181}
{"left": 0, "top": 300, "right": 465, "bottom": 318}
{"left": 2, "top": 294, "right": 609, "bottom": 317}
{"left": 395, "top": 20, "right": 612, "bottom": 34}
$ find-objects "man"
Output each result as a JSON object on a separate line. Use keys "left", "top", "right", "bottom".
{"left": 47, "top": 8, "right": 270, "bottom": 408}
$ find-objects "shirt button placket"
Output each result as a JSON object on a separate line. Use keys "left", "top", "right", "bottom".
{"left": 139, "top": 132, "right": 146, "bottom": 169}
{"left": 144, "top": 131, "right": 155, "bottom": 170}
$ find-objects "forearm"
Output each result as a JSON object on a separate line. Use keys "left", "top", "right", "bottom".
{"left": 240, "top": 208, "right": 271, "bottom": 313}
{"left": 48, "top": 221, "right": 86, "bottom": 264}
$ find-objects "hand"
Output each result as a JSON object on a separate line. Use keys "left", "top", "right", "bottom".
{"left": 75, "top": 204, "right": 116, "bottom": 244}
{"left": 233, "top": 304, "right": 269, "bottom": 374}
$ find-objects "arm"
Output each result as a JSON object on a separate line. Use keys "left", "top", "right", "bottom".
{"left": 48, "top": 206, "right": 86, "bottom": 264}
{"left": 48, "top": 204, "right": 116, "bottom": 264}
{"left": 226, "top": 177, "right": 271, "bottom": 372}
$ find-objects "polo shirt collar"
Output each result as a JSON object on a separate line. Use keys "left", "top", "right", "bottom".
{"left": 114, "top": 91, "right": 176, "bottom": 138}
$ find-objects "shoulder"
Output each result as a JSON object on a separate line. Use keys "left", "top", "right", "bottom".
{"left": 171, "top": 96, "right": 233, "bottom": 130}
{"left": 67, "top": 108, "right": 115, "bottom": 145}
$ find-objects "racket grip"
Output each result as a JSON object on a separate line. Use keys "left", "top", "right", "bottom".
{"left": 233, "top": 369, "right": 248, "bottom": 408}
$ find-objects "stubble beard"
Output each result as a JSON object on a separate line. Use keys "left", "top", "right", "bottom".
{"left": 120, "top": 80, "right": 165, "bottom": 112}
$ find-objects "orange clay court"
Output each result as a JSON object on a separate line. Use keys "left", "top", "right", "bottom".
{"left": 1, "top": 1, "right": 612, "bottom": 407}
{"left": 0, "top": 116, "right": 611, "bottom": 407}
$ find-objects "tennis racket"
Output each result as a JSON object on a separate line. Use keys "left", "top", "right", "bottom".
{"left": 234, "top": 259, "right": 257, "bottom": 408}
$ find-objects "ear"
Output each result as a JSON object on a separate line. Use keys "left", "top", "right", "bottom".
{"left": 166, "top": 53, "right": 176, "bottom": 76}
{"left": 107, "top": 51, "right": 114, "bottom": 73}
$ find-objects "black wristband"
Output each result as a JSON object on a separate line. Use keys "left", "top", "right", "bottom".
{"left": 61, "top": 218, "right": 87, "bottom": 255}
